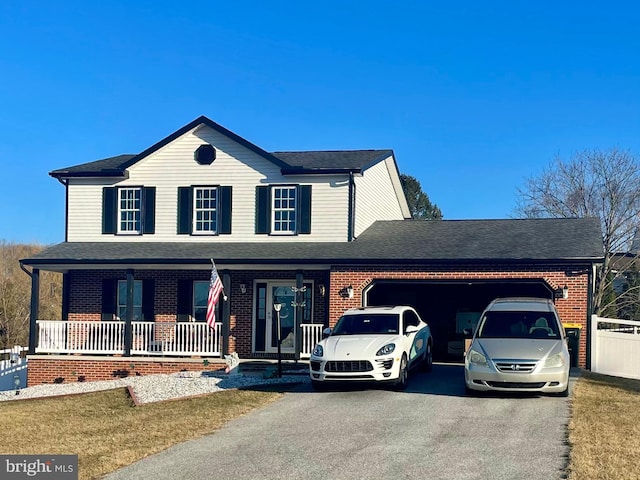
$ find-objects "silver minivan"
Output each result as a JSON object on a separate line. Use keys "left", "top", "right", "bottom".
{"left": 464, "top": 297, "right": 570, "bottom": 396}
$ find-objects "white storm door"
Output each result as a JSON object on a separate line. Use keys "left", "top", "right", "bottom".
{"left": 266, "top": 283, "right": 296, "bottom": 353}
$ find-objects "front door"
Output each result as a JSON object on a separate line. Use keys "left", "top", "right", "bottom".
{"left": 268, "top": 284, "right": 296, "bottom": 353}
{"left": 253, "top": 280, "right": 314, "bottom": 355}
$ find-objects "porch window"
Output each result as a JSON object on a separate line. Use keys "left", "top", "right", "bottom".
{"left": 117, "top": 280, "right": 143, "bottom": 321}
{"left": 193, "top": 281, "right": 210, "bottom": 321}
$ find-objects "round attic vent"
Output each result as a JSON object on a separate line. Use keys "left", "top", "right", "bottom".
{"left": 195, "top": 144, "right": 216, "bottom": 165}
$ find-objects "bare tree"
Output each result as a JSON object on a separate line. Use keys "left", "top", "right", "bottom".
{"left": 0, "top": 241, "right": 62, "bottom": 348}
{"left": 515, "top": 148, "right": 640, "bottom": 315}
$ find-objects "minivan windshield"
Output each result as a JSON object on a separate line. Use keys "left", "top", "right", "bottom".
{"left": 332, "top": 314, "right": 399, "bottom": 335}
{"left": 477, "top": 311, "right": 561, "bottom": 339}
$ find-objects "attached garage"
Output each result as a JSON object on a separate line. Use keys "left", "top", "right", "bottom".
{"left": 365, "top": 279, "right": 554, "bottom": 361}
{"left": 328, "top": 218, "right": 604, "bottom": 368}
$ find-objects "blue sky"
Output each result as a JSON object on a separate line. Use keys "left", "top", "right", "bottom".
{"left": 1, "top": 1, "right": 639, "bottom": 245}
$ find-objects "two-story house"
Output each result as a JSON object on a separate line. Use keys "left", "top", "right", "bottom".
{"left": 21, "top": 116, "right": 603, "bottom": 385}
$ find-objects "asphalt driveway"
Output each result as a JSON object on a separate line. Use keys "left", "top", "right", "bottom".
{"left": 104, "top": 364, "right": 573, "bottom": 480}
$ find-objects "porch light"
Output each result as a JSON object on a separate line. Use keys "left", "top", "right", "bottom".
{"left": 563, "top": 285, "right": 569, "bottom": 299}
{"left": 347, "top": 285, "right": 354, "bottom": 299}
{"left": 318, "top": 284, "right": 326, "bottom": 297}
{"left": 239, "top": 283, "right": 246, "bottom": 294}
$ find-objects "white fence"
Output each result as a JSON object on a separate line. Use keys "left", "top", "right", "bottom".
{"left": 0, "top": 346, "right": 28, "bottom": 391}
{"left": 37, "top": 320, "right": 223, "bottom": 356}
{"left": 591, "top": 315, "right": 640, "bottom": 380}
{"left": 36, "top": 320, "right": 324, "bottom": 359}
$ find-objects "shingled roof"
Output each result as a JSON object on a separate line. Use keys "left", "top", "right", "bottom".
{"left": 22, "top": 218, "right": 603, "bottom": 271}
{"left": 49, "top": 115, "right": 393, "bottom": 178}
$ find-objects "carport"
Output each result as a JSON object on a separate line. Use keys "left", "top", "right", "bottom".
{"left": 364, "top": 279, "right": 554, "bottom": 362}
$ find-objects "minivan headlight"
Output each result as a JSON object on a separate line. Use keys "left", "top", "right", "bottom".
{"left": 544, "top": 353, "right": 565, "bottom": 368}
{"left": 312, "top": 345, "right": 323, "bottom": 357}
{"left": 468, "top": 349, "right": 488, "bottom": 366}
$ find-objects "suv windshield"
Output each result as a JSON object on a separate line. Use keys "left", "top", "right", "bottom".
{"left": 332, "top": 314, "right": 399, "bottom": 335}
{"left": 477, "top": 311, "right": 561, "bottom": 339}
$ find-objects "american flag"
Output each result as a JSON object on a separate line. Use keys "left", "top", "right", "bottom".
{"left": 206, "top": 261, "right": 224, "bottom": 330}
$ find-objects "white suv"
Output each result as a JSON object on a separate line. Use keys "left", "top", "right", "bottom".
{"left": 309, "top": 306, "right": 433, "bottom": 390}
{"left": 464, "top": 297, "right": 570, "bottom": 396}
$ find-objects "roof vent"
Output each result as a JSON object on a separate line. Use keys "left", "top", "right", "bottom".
{"left": 195, "top": 144, "right": 216, "bottom": 165}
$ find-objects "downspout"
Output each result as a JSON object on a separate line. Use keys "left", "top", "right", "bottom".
{"left": 20, "top": 262, "right": 39, "bottom": 355}
{"left": 53, "top": 176, "right": 69, "bottom": 242}
{"left": 348, "top": 172, "right": 355, "bottom": 241}
{"left": 586, "top": 264, "right": 595, "bottom": 370}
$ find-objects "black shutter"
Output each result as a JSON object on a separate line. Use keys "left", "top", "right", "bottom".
{"left": 142, "top": 187, "right": 156, "bottom": 234}
{"left": 142, "top": 279, "right": 155, "bottom": 321}
{"left": 101, "top": 279, "right": 116, "bottom": 320}
{"left": 177, "top": 279, "right": 193, "bottom": 322}
{"left": 219, "top": 186, "right": 232, "bottom": 234}
{"left": 298, "top": 185, "right": 312, "bottom": 234}
{"left": 102, "top": 187, "right": 117, "bottom": 234}
{"left": 177, "top": 187, "right": 193, "bottom": 234}
{"left": 255, "top": 186, "right": 270, "bottom": 234}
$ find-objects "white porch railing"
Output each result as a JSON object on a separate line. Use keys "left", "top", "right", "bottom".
{"left": 591, "top": 315, "right": 640, "bottom": 380}
{"left": 300, "top": 323, "right": 324, "bottom": 358}
{"left": 36, "top": 320, "right": 222, "bottom": 356}
{"left": 36, "top": 320, "right": 325, "bottom": 359}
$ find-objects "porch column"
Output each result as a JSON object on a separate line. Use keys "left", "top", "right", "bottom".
{"left": 28, "top": 268, "right": 40, "bottom": 355}
{"left": 294, "top": 271, "right": 304, "bottom": 361}
{"left": 124, "top": 269, "right": 134, "bottom": 356}
{"left": 221, "top": 271, "right": 231, "bottom": 357}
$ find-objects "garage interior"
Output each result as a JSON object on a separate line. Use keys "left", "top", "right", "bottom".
{"left": 365, "top": 280, "right": 554, "bottom": 362}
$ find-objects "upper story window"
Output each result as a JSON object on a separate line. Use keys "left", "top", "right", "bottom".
{"left": 102, "top": 186, "right": 155, "bottom": 235}
{"left": 193, "top": 187, "right": 218, "bottom": 234}
{"left": 255, "top": 185, "right": 312, "bottom": 236}
{"left": 119, "top": 188, "right": 141, "bottom": 234}
{"left": 272, "top": 186, "right": 297, "bottom": 234}
{"left": 178, "top": 186, "right": 232, "bottom": 235}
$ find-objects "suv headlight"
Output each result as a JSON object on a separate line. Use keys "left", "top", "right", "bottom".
{"left": 312, "top": 345, "right": 323, "bottom": 357}
{"left": 544, "top": 353, "right": 565, "bottom": 368}
{"left": 468, "top": 349, "right": 488, "bottom": 366}
{"left": 376, "top": 343, "right": 396, "bottom": 356}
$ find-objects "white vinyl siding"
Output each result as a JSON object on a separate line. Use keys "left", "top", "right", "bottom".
{"left": 354, "top": 156, "right": 406, "bottom": 237}
{"left": 66, "top": 125, "right": 354, "bottom": 242}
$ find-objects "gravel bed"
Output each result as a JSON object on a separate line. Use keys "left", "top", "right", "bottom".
{"left": 0, "top": 370, "right": 309, "bottom": 404}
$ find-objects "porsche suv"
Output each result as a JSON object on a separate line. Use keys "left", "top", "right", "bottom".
{"left": 309, "top": 306, "right": 433, "bottom": 390}
{"left": 464, "top": 297, "right": 570, "bottom": 396}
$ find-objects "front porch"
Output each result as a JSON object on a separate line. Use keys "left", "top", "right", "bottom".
{"left": 27, "top": 320, "right": 324, "bottom": 386}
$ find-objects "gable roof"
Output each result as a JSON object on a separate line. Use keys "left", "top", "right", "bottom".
{"left": 49, "top": 116, "right": 392, "bottom": 179}
{"left": 22, "top": 218, "right": 604, "bottom": 271}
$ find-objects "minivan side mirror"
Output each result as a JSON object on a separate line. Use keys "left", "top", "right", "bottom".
{"left": 462, "top": 328, "right": 473, "bottom": 338}
{"left": 322, "top": 327, "right": 332, "bottom": 339}
{"left": 405, "top": 325, "right": 419, "bottom": 335}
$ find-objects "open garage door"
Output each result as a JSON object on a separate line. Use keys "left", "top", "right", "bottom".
{"left": 364, "top": 280, "right": 554, "bottom": 362}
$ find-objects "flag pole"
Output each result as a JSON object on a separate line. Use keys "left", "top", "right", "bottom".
{"left": 211, "top": 258, "right": 228, "bottom": 301}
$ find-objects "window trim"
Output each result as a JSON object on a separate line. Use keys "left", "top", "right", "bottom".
{"left": 271, "top": 185, "right": 297, "bottom": 235}
{"left": 117, "top": 187, "right": 142, "bottom": 235}
{"left": 192, "top": 186, "right": 218, "bottom": 235}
